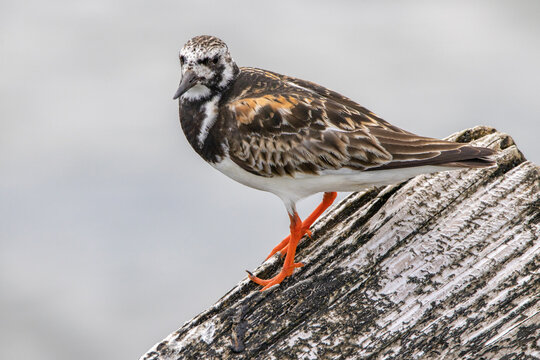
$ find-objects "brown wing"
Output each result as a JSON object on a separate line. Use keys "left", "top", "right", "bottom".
{"left": 224, "top": 68, "right": 495, "bottom": 177}
{"left": 365, "top": 127, "right": 495, "bottom": 170}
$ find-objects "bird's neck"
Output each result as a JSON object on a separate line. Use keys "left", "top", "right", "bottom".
{"left": 178, "top": 65, "right": 239, "bottom": 163}
{"left": 179, "top": 93, "right": 227, "bottom": 163}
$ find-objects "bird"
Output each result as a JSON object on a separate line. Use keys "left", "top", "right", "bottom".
{"left": 173, "top": 35, "right": 496, "bottom": 291}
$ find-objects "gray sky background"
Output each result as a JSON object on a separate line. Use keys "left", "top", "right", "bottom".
{"left": 1, "top": 1, "right": 539, "bottom": 359}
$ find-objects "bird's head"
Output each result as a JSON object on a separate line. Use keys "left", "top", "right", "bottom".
{"left": 173, "top": 35, "right": 239, "bottom": 101}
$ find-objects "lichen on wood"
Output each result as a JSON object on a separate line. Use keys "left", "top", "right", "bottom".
{"left": 141, "top": 126, "right": 540, "bottom": 360}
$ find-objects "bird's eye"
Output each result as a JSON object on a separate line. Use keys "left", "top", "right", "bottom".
{"left": 180, "top": 55, "right": 185, "bottom": 64}
{"left": 212, "top": 56, "right": 219, "bottom": 64}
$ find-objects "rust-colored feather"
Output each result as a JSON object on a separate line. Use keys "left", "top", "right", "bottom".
{"left": 222, "top": 68, "right": 495, "bottom": 177}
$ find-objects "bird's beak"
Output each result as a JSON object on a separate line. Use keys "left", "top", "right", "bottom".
{"left": 173, "top": 70, "right": 199, "bottom": 100}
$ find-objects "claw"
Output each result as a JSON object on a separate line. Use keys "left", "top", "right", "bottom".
{"left": 257, "top": 268, "right": 290, "bottom": 290}
{"left": 247, "top": 270, "right": 273, "bottom": 287}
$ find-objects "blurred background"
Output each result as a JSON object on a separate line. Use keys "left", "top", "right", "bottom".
{"left": 1, "top": 0, "right": 539, "bottom": 359}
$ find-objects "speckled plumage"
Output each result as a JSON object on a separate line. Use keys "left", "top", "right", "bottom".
{"left": 175, "top": 36, "right": 494, "bottom": 206}
{"left": 173, "top": 35, "right": 496, "bottom": 289}
{"left": 222, "top": 68, "right": 495, "bottom": 178}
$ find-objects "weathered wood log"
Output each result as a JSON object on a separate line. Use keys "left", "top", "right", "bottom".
{"left": 141, "top": 126, "right": 540, "bottom": 360}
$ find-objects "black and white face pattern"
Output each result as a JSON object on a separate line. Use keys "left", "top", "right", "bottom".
{"left": 177, "top": 35, "right": 238, "bottom": 101}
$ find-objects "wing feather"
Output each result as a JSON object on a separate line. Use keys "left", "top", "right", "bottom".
{"left": 223, "top": 68, "right": 495, "bottom": 177}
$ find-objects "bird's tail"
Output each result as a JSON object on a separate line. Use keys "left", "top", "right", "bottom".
{"left": 365, "top": 128, "right": 498, "bottom": 171}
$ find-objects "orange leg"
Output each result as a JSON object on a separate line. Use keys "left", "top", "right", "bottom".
{"left": 248, "top": 192, "right": 337, "bottom": 291}
{"left": 264, "top": 192, "right": 337, "bottom": 260}
{"left": 247, "top": 212, "right": 305, "bottom": 290}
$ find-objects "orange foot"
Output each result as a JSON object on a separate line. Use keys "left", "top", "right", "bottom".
{"left": 247, "top": 262, "right": 304, "bottom": 290}
{"left": 264, "top": 227, "right": 311, "bottom": 261}
{"left": 248, "top": 192, "right": 337, "bottom": 291}
{"left": 264, "top": 192, "right": 337, "bottom": 260}
{"left": 248, "top": 212, "right": 304, "bottom": 290}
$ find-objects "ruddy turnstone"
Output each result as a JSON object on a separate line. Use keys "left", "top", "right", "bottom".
{"left": 173, "top": 35, "right": 495, "bottom": 291}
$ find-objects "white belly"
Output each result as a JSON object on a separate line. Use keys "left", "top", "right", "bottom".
{"left": 213, "top": 157, "right": 455, "bottom": 205}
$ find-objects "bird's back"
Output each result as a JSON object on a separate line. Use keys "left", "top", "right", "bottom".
{"left": 219, "top": 67, "right": 495, "bottom": 179}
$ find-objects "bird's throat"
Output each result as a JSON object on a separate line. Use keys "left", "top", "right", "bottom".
{"left": 179, "top": 94, "right": 226, "bottom": 163}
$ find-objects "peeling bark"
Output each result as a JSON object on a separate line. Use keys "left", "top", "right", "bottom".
{"left": 141, "top": 127, "right": 540, "bottom": 360}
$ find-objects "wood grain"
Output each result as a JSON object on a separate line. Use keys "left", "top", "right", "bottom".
{"left": 141, "top": 126, "right": 540, "bottom": 360}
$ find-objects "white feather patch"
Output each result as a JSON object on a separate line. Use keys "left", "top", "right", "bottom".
{"left": 182, "top": 84, "right": 211, "bottom": 101}
{"left": 197, "top": 95, "right": 221, "bottom": 146}
{"left": 213, "top": 157, "right": 458, "bottom": 206}
{"left": 218, "top": 60, "right": 235, "bottom": 88}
